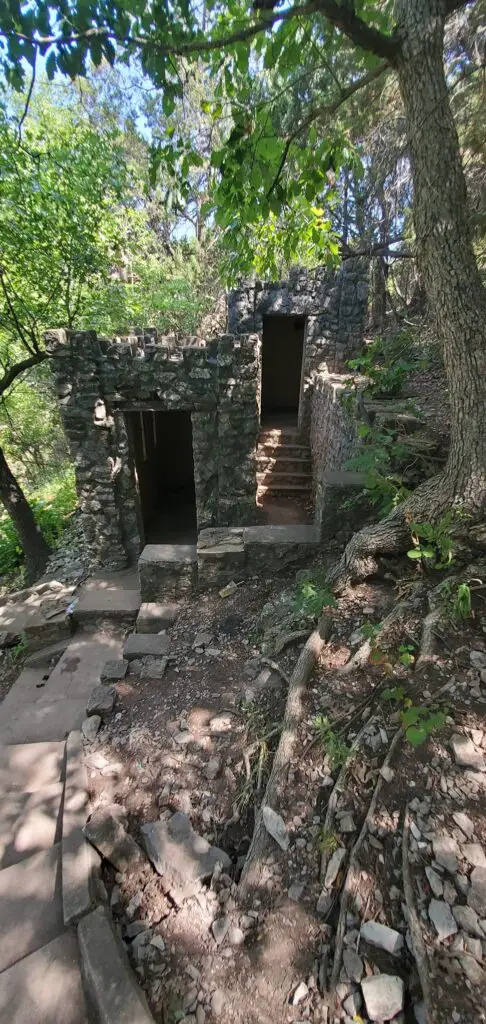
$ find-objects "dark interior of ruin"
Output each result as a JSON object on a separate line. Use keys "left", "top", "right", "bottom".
{"left": 126, "top": 409, "right": 197, "bottom": 544}
{"left": 261, "top": 314, "right": 305, "bottom": 424}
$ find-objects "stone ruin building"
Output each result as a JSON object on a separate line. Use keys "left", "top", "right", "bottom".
{"left": 47, "top": 262, "right": 368, "bottom": 600}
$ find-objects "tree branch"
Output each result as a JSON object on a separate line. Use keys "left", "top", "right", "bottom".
{"left": 266, "top": 61, "right": 390, "bottom": 198}
{"left": 0, "top": 4, "right": 318, "bottom": 57}
{"left": 315, "top": 1, "right": 400, "bottom": 61}
{"left": 17, "top": 52, "right": 37, "bottom": 141}
{"left": 0, "top": 351, "right": 48, "bottom": 398}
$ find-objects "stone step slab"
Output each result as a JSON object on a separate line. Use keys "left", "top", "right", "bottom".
{"left": 139, "top": 544, "right": 197, "bottom": 602}
{"left": 0, "top": 781, "right": 63, "bottom": 869}
{"left": 78, "top": 906, "right": 154, "bottom": 1024}
{"left": 123, "top": 633, "right": 171, "bottom": 661}
{"left": 136, "top": 602, "right": 179, "bottom": 633}
{"left": 0, "top": 930, "right": 88, "bottom": 1024}
{"left": 0, "top": 741, "right": 64, "bottom": 795}
{"left": 73, "top": 589, "right": 141, "bottom": 624}
{"left": 0, "top": 844, "right": 65, "bottom": 972}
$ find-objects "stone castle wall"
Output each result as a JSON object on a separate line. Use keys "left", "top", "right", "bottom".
{"left": 310, "top": 370, "right": 358, "bottom": 536}
{"left": 46, "top": 329, "right": 261, "bottom": 568}
{"left": 228, "top": 260, "right": 368, "bottom": 431}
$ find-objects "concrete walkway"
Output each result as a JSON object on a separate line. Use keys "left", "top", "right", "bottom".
{"left": 0, "top": 628, "right": 123, "bottom": 1022}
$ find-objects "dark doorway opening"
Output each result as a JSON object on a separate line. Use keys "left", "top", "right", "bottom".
{"left": 126, "top": 410, "right": 197, "bottom": 544}
{"left": 261, "top": 315, "right": 305, "bottom": 425}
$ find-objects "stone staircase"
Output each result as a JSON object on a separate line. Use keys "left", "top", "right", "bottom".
{"left": 256, "top": 426, "right": 313, "bottom": 501}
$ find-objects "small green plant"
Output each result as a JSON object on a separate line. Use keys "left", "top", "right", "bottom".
{"left": 318, "top": 828, "right": 341, "bottom": 854}
{"left": 400, "top": 705, "right": 448, "bottom": 748}
{"left": 346, "top": 334, "right": 424, "bottom": 399}
{"left": 382, "top": 685, "right": 407, "bottom": 704}
{"left": 313, "top": 713, "right": 350, "bottom": 769}
{"left": 407, "top": 512, "right": 457, "bottom": 570}
{"left": 437, "top": 579, "right": 474, "bottom": 621}
{"left": 293, "top": 579, "right": 337, "bottom": 619}
{"left": 398, "top": 643, "right": 415, "bottom": 668}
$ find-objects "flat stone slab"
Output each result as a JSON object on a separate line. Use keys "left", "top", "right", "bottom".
{"left": 24, "top": 639, "right": 70, "bottom": 669}
{"left": 361, "top": 974, "right": 404, "bottom": 1022}
{"left": 0, "top": 781, "right": 63, "bottom": 869}
{"left": 73, "top": 589, "right": 141, "bottom": 623}
{"left": 84, "top": 804, "right": 144, "bottom": 872}
{"left": 0, "top": 741, "right": 63, "bottom": 794}
{"left": 0, "top": 844, "right": 65, "bottom": 972}
{"left": 139, "top": 544, "right": 197, "bottom": 565}
{"left": 78, "top": 906, "right": 153, "bottom": 1024}
{"left": 101, "top": 659, "right": 128, "bottom": 682}
{"left": 0, "top": 930, "right": 88, "bottom": 1024}
{"left": 451, "top": 733, "right": 485, "bottom": 769}
{"left": 123, "top": 633, "right": 171, "bottom": 661}
{"left": 0, "top": 698, "right": 86, "bottom": 745}
{"left": 141, "top": 811, "right": 231, "bottom": 892}
{"left": 86, "top": 685, "right": 116, "bottom": 717}
{"left": 136, "top": 602, "right": 179, "bottom": 633}
{"left": 0, "top": 581, "right": 74, "bottom": 652}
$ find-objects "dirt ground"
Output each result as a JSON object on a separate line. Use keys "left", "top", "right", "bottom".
{"left": 83, "top": 553, "right": 486, "bottom": 1024}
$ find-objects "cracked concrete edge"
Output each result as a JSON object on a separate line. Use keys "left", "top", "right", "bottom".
{"left": 78, "top": 906, "right": 155, "bottom": 1024}
{"left": 62, "top": 730, "right": 100, "bottom": 927}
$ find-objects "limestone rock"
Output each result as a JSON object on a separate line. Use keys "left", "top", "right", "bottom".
{"left": 451, "top": 734, "right": 485, "bottom": 770}
{"left": 262, "top": 806, "right": 289, "bottom": 851}
{"left": 361, "top": 974, "right": 404, "bottom": 1021}
{"left": 467, "top": 867, "right": 486, "bottom": 917}
{"left": 211, "top": 990, "right": 225, "bottom": 1017}
{"left": 204, "top": 758, "right": 220, "bottom": 781}
{"left": 432, "top": 835, "right": 459, "bottom": 873}
{"left": 360, "top": 920, "right": 404, "bottom": 955}
{"left": 428, "top": 898, "right": 458, "bottom": 941}
{"left": 452, "top": 812, "right": 475, "bottom": 839}
{"left": 141, "top": 812, "right": 231, "bottom": 890}
{"left": 212, "top": 916, "right": 229, "bottom": 945}
{"left": 460, "top": 954, "right": 486, "bottom": 986}
{"left": 470, "top": 650, "right": 486, "bottom": 670}
{"left": 452, "top": 904, "right": 484, "bottom": 939}
{"left": 462, "top": 843, "right": 486, "bottom": 868}
{"left": 81, "top": 715, "right": 101, "bottom": 742}
{"left": 292, "top": 982, "right": 308, "bottom": 1005}
{"left": 85, "top": 685, "right": 116, "bottom": 718}
{"left": 425, "top": 866, "right": 443, "bottom": 898}
{"left": 343, "top": 949, "right": 364, "bottom": 983}
{"left": 141, "top": 656, "right": 168, "bottom": 679}
{"left": 84, "top": 804, "right": 144, "bottom": 871}
{"left": 324, "top": 846, "right": 346, "bottom": 888}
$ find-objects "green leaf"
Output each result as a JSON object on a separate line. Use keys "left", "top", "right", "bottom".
{"left": 407, "top": 549, "right": 423, "bottom": 559}
{"left": 45, "top": 51, "right": 57, "bottom": 81}
{"left": 406, "top": 725, "right": 428, "bottom": 747}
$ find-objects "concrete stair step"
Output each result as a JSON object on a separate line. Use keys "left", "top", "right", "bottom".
{"left": 0, "top": 741, "right": 64, "bottom": 796}
{"left": 0, "top": 931, "right": 88, "bottom": 1024}
{"left": 257, "top": 470, "right": 312, "bottom": 484}
{"left": 257, "top": 481, "right": 313, "bottom": 495}
{"left": 139, "top": 543, "right": 197, "bottom": 602}
{"left": 257, "top": 455, "right": 312, "bottom": 473}
{"left": 259, "top": 427, "right": 300, "bottom": 442}
{"left": 0, "top": 844, "right": 64, "bottom": 972}
{"left": 73, "top": 588, "right": 141, "bottom": 624}
{"left": 0, "top": 781, "right": 63, "bottom": 869}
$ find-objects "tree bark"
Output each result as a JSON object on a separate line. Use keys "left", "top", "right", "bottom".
{"left": 395, "top": 0, "right": 486, "bottom": 510}
{"left": 0, "top": 446, "right": 51, "bottom": 584}
{"left": 328, "top": 0, "right": 486, "bottom": 589}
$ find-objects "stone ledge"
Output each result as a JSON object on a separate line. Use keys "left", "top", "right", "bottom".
{"left": 78, "top": 905, "right": 155, "bottom": 1024}
{"left": 62, "top": 731, "right": 99, "bottom": 927}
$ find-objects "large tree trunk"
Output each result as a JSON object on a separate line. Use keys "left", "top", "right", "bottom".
{"left": 395, "top": 0, "right": 486, "bottom": 510}
{"left": 0, "top": 446, "right": 51, "bottom": 584}
{"left": 328, "top": 0, "right": 486, "bottom": 589}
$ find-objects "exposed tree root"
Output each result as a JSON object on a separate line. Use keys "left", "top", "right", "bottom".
{"left": 238, "top": 613, "right": 333, "bottom": 902}
{"left": 326, "top": 473, "right": 458, "bottom": 592}
{"left": 339, "top": 590, "right": 424, "bottom": 675}
{"left": 415, "top": 608, "right": 444, "bottom": 673}
{"left": 402, "top": 807, "right": 437, "bottom": 1024}
{"left": 329, "top": 726, "right": 403, "bottom": 999}
{"left": 319, "top": 715, "right": 379, "bottom": 882}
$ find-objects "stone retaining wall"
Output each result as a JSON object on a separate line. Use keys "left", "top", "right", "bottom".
{"left": 46, "top": 330, "right": 261, "bottom": 568}
{"left": 310, "top": 371, "right": 358, "bottom": 536}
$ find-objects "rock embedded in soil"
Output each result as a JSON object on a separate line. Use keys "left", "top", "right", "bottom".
{"left": 262, "top": 805, "right": 289, "bottom": 851}
{"left": 211, "top": 990, "right": 225, "bottom": 1017}
{"left": 212, "top": 916, "right": 229, "bottom": 946}
{"left": 324, "top": 846, "right": 347, "bottom": 888}
{"left": 292, "top": 982, "right": 308, "bottom": 1005}
{"left": 81, "top": 714, "right": 101, "bottom": 741}
{"left": 360, "top": 920, "right": 404, "bottom": 955}
{"left": 141, "top": 656, "right": 168, "bottom": 679}
{"left": 343, "top": 949, "right": 364, "bottom": 984}
{"left": 425, "top": 866, "right": 444, "bottom": 898}
{"left": 451, "top": 734, "right": 485, "bottom": 770}
{"left": 462, "top": 843, "right": 486, "bottom": 868}
{"left": 209, "top": 714, "right": 233, "bottom": 734}
{"left": 204, "top": 758, "right": 220, "bottom": 781}
{"left": 432, "top": 835, "right": 459, "bottom": 873}
{"left": 141, "top": 811, "right": 231, "bottom": 890}
{"left": 467, "top": 867, "right": 486, "bottom": 917}
{"left": 428, "top": 898, "right": 458, "bottom": 941}
{"left": 343, "top": 990, "right": 362, "bottom": 1017}
{"left": 452, "top": 812, "right": 475, "bottom": 839}
{"left": 100, "top": 659, "right": 128, "bottom": 682}
{"left": 361, "top": 974, "right": 404, "bottom": 1021}
{"left": 460, "top": 954, "right": 486, "bottom": 986}
{"left": 470, "top": 651, "right": 486, "bottom": 670}
{"left": 85, "top": 684, "right": 116, "bottom": 718}
{"left": 84, "top": 803, "right": 144, "bottom": 871}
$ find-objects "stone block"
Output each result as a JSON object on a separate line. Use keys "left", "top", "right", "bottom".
{"left": 123, "top": 634, "right": 170, "bottom": 661}
{"left": 141, "top": 811, "right": 231, "bottom": 893}
{"left": 101, "top": 659, "right": 128, "bottom": 682}
{"left": 85, "top": 685, "right": 116, "bottom": 717}
{"left": 78, "top": 906, "right": 154, "bottom": 1024}
{"left": 136, "top": 602, "right": 179, "bottom": 633}
{"left": 84, "top": 804, "right": 144, "bottom": 872}
{"left": 139, "top": 544, "right": 197, "bottom": 601}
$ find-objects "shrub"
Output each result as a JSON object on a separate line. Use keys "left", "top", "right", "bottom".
{"left": 0, "top": 470, "right": 77, "bottom": 579}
